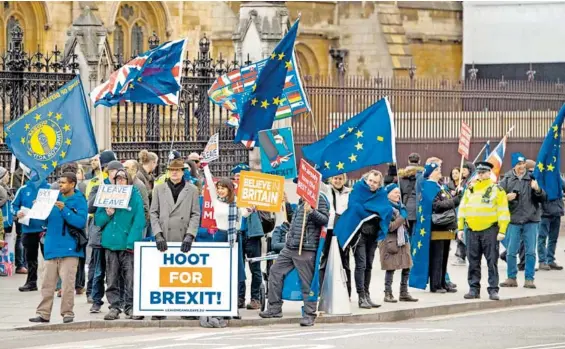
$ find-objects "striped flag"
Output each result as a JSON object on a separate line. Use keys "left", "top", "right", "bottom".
{"left": 275, "top": 105, "right": 292, "bottom": 119}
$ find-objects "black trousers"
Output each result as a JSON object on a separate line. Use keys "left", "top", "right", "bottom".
{"left": 467, "top": 226, "right": 499, "bottom": 294}
{"left": 22, "top": 232, "right": 44, "bottom": 287}
{"left": 320, "top": 229, "right": 351, "bottom": 297}
{"left": 353, "top": 233, "right": 378, "bottom": 297}
{"left": 429, "top": 240, "right": 450, "bottom": 292}
{"left": 455, "top": 238, "right": 467, "bottom": 260}
{"left": 238, "top": 236, "right": 262, "bottom": 301}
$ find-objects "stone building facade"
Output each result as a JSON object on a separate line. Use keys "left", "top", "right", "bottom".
{"left": 0, "top": 1, "right": 463, "bottom": 79}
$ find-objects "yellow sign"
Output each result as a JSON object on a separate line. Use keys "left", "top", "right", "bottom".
{"left": 237, "top": 171, "right": 285, "bottom": 213}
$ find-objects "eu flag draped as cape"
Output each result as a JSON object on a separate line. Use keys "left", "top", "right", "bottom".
{"left": 5, "top": 77, "right": 98, "bottom": 181}
{"left": 409, "top": 179, "right": 441, "bottom": 290}
{"left": 334, "top": 179, "right": 393, "bottom": 248}
{"left": 533, "top": 103, "right": 565, "bottom": 201}
{"left": 302, "top": 97, "right": 396, "bottom": 179}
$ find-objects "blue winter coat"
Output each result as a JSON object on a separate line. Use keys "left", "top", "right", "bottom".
{"left": 12, "top": 180, "right": 51, "bottom": 233}
{"left": 44, "top": 189, "right": 88, "bottom": 260}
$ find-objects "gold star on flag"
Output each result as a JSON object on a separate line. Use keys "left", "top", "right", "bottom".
{"left": 278, "top": 52, "right": 285, "bottom": 60}
{"left": 52, "top": 161, "right": 58, "bottom": 168}
{"left": 347, "top": 127, "right": 354, "bottom": 133}
{"left": 547, "top": 163, "right": 555, "bottom": 172}
{"left": 55, "top": 113, "right": 62, "bottom": 121}
{"left": 129, "top": 83, "right": 134, "bottom": 89}
{"left": 336, "top": 161, "right": 345, "bottom": 170}
{"left": 537, "top": 162, "right": 545, "bottom": 172}
{"left": 34, "top": 114, "right": 41, "bottom": 121}
{"left": 48, "top": 111, "right": 53, "bottom": 117}
{"left": 355, "top": 130, "right": 364, "bottom": 138}
{"left": 418, "top": 206, "right": 423, "bottom": 213}
{"left": 417, "top": 241, "right": 423, "bottom": 249}
{"left": 420, "top": 228, "right": 426, "bottom": 237}
{"left": 285, "top": 60, "right": 292, "bottom": 69}
{"left": 60, "top": 151, "right": 66, "bottom": 159}
{"left": 63, "top": 124, "right": 71, "bottom": 132}
{"left": 355, "top": 142, "right": 363, "bottom": 151}
{"left": 552, "top": 125, "right": 559, "bottom": 132}
{"left": 252, "top": 84, "right": 257, "bottom": 92}
{"left": 377, "top": 136, "right": 384, "bottom": 142}
{"left": 555, "top": 132, "right": 559, "bottom": 139}
{"left": 272, "top": 96, "right": 281, "bottom": 106}
{"left": 20, "top": 137, "right": 25, "bottom": 144}
{"left": 324, "top": 161, "right": 331, "bottom": 169}
{"left": 24, "top": 123, "right": 30, "bottom": 131}
{"left": 261, "top": 100, "right": 270, "bottom": 109}
{"left": 137, "top": 77, "right": 143, "bottom": 82}
{"left": 420, "top": 216, "right": 425, "bottom": 223}
{"left": 65, "top": 139, "right": 72, "bottom": 146}
{"left": 41, "top": 164, "right": 48, "bottom": 170}
{"left": 349, "top": 154, "right": 358, "bottom": 163}
{"left": 413, "top": 248, "right": 417, "bottom": 256}
{"left": 339, "top": 134, "right": 346, "bottom": 139}
{"left": 251, "top": 98, "right": 258, "bottom": 106}
{"left": 271, "top": 53, "right": 276, "bottom": 59}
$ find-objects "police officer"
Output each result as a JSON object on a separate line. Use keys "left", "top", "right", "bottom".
{"left": 457, "top": 162, "right": 510, "bottom": 301}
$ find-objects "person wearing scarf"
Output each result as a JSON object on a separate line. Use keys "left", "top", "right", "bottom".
{"left": 380, "top": 184, "right": 418, "bottom": 303}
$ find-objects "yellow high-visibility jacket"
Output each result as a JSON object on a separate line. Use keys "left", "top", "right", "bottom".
{"left": 457, "top": 179, "right": 510, "bottom": 234}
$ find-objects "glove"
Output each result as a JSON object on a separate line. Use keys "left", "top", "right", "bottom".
{"left": 497, "top": 233, "right": 505, "bottom": 241}
{"left": 155, "top": 233, "right": 168, "bottom": 252}
{"left": 180, "top": 234, "right": 195, "bottom": 253}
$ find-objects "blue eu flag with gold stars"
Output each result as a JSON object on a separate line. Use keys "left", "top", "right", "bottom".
{"left": 4, "top": 76, "right": 98, "bottom": 181}
{"left": 235, "top": 18, "right": 300, "bottom": 148}
{"left": 533, "top": 103, "right": 565, "bottom": 201}
{"left": 302, "top": 97, "right": 396, "bottom": 179}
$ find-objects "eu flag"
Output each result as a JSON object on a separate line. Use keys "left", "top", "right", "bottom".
{"left": 302, "top": 97, "right": 396, "bottom": 179}
{"left": 409, "top": 180, "right": 441, "bottom": 290}
{"left": 234, "top": 19, "right": 300, "bottom": 148}
{"left": 533, "top": 103, "right": 565, "bottom": 200}
{"left": 5, "top": 77, "right": 99, "bottom": 181}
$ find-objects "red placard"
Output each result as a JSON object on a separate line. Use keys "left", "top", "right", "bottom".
{"left": 458, "top": 121, "right": 472, "bottom": 159}
{"left": 296, "top": 159, "right": 321, "bottom": 209}
{"left": 201, "top": 178, "right": 239, "bottom": 229}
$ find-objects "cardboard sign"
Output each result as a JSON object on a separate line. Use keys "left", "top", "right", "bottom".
{"left": 236, "top": 171, "right": 284, "bottom": 213}
{"left": 201, "top": 178, "right": 239, "bottom": 229}
{"left": 297, "top": 159, "right": 321, "bottom": 209}
{"left": 133, "top": 242, "right": 238, "bottom": 317}
{"left": 93, "top": 184, "right": 133, "bottom": 209}
{"left": 201, "top": 133, "right": 219, "bottom": 162}
{"left": 258, "top": 127, "right": 297, "bottom": 179}
{"left": 458, "top": 122, "right": 472, "bottom": 159}
{"left": 27, "top": 189, "right": 59, "bottom": 220}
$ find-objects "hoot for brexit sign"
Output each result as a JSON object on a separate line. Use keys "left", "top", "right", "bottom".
{"left": 133, "top": 242, "right": 238, "bottom": 317}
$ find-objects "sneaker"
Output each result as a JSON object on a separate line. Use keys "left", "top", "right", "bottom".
{"left": 259, "top": 309, "right": 283, "bottom": 319}
{"left": 246, "top": 299, "right": 261, "bottom": 310}
{"left": 446, "top": 287, "right": 458, "bottom": 293}
{"left": 90, "top": 304, "right": 102, "bottom": 313}
{"left": 87, "top": 297, "right": 94, "bottom": 304}
{"left": 524, "top": 280, "right": 536, "bottom": 289}
{"left": 63, "top": 316, "right": 74, "bottom": 324}
{"left": 549, "top": 262, "right": 564, "bottom": 270}
{"left": 131, "top": 315, "right": 144, "bottom": 320}
{"left": 104, "top": 308, "right": 120, "bottom": 321}
{"left": 539, "top": 263, "right": 551, "bottom": 271}
{"left": 464, "top": 291, "right": 480, "bottom": 299}
{"left": 19, "top": 284, "right": 38, "bottom": 292}
{"left": 489, "top": 292, "right": 500, "bottom": 301}
{"left": 446, "top": 281, "right": 458, "bottom": 289}
{"left": 15, "top": 267, "right": 28, "bottom": 274}
{"left": 451, "top": 257, "right": 466, "bottom": 266}
{"left": 29, "top": 316, "right": 49, "bottom": 323}
{"left": 75, "top": 288, "right": 85, "bottom": 295}
{"left": 300, "top": 316, "right": 315, "bottom": 327}
{"left": 500, "top": 278, "right": 518, "bottom": 287}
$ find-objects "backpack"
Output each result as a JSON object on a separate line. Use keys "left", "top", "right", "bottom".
{"left": 64, "top": 208, "right": 88, "bottom": 252}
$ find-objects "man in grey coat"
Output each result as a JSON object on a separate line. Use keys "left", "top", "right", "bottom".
{"left": 150, "top": 158, "right": 200, "bottom": 320}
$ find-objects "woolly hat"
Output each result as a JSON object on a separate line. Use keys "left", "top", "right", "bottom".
{"left": 423, "top": 162, "right": 439, "bottom": 178}
{"left": 107, "top": 160, "right": 124, "bottom": 172}
{"left": 385, "top": 183, "right": 399, "bottom": 194}
{"left": 511, "top": 152, "right": 526, "bottom": 168}
{"left": 100, "top": 150, "right": 117, "bottom": 168}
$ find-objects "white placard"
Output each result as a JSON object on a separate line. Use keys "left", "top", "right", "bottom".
{"left": 93, "top": 184, "right": 133, "bottom": 209}
{"left": 18, "top": 207, "right": 31, "bottom": 226}
{"left": 27, "top": 189, "right": 60, "bottom": 220}
{"left": 201, "top": 133, "right": 219, "bottom": 162}
{"left": 133, "top": 242, "right": 238, "bottom": 317}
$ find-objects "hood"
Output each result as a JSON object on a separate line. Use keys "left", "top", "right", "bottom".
{"left": 398, "top": 166, "right": 423, "bottom": 178}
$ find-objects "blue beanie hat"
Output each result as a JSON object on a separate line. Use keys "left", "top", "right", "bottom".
{"left": 511, "top": 152, "right": 526, "bottom": 167}
{"left": 385, "top": 183, "right": 399, "bottom": 194}
{"left": 231, "top": 163, "right": 250, "bottom": 175}
{"left": 423, "top": 162, "right": 439, "bottom": 178}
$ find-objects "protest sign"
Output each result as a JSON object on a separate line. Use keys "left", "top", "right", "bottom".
{"left": 201, "top": 133, "right": 219, "bottom": 162}
{"left": 27, "top": 189, "right": 59, "bottom": 220}
{"left": 94, "top": 184, "right": 133, "bottom": 209}
{"left": 258, "top": 127, "right": 297, "bottom": 179}
{"left": 458, "top": 121, "right": 472, "bottom": 160}
{"left": 237, "top": 171, "right": 284, "bottom": 213}
{"left": 133, "top": 242, "right": 238, "bottom": 317}
{"left": 297, "top": 159, "right": 321, "bottom": 209}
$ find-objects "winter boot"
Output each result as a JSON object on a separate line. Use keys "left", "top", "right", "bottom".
{"left": 500, "top": 278, "right": 518, "bottom": 287}
{"left": 399, "top": 292, "right": 418, "bottom": 302}
{"left": 384, "top": 291, "right": 397, "bottom": 303}
{"left": 358, "top": 296, "right": 372, "bottom": 309}
{"left": 524, "top": 280, "right": 536, "bottom": 289}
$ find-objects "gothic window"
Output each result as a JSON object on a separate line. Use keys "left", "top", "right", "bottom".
{"left": 113, "top": 23, "right": 124, "bottom": 60}
{"left": 6, "top": 16, "right": 19, "bottom": 50}
{"left": 131, "top": 23, "right": 144, "bottom": 56}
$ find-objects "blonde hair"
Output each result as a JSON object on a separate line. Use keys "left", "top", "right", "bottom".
{"left": 138, "top": 149, "right": 158, "bottom": 165}
{"left": 331, "top": 173, "right": 348, "bottom": 182}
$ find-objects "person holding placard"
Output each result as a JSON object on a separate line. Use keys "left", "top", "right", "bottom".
{"left": 95, "top": 168, "right": 146, "bottom": 321}
{"left": 29, "top": 172, "right": 88, "bottom": 324}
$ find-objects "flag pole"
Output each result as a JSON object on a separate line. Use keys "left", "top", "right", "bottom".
{"left": 472, "top": 142, "right": 488, "bottom": 163}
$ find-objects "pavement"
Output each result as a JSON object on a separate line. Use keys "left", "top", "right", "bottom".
{"left": 1, "top": 240, "right": 565, "bottom": 331}
{"left": 2, "top": 302, "right": 565, "bottom": 349}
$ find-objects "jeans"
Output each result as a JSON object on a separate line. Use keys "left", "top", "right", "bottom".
{"left": 238, "top": 236, "right": 262, "bottom": 301}
{"left": 353, "top": 233, "right": 378, "bottom": 297}
{"left": 14, "top": 223, "right": 26, "bottom": 269}
{"left": 105, "top": 250, "right": 134, "bottom": 312}
{"left": 22, "top": 232, "right": 44, "bottom": 287}
{"left": 467, "top": 226, "right": 499, "bottom": 294}
{"left": 538, "top": 216, "right": 560, "bottom": 265}
{"left": 506, "top": 222, "right": 538, "bottom": 280}
{"left": 90, "top": 248, "right": 106, "bottom": 306}
{"left": 385, "top": 268, "right": 410, "bottom": 294}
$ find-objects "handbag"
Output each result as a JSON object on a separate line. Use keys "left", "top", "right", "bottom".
{"left": 431, "top": 209, "right": 457, "bottom": 227}
{"left": 258, "top": 210, "right": 275, "bottom": 233}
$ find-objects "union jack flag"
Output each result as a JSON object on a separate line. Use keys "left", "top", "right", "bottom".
{"left": 469, "top": 135, "right": 507, "bottom": 183}
{"left": 90, "top": 38, "right": 187, "bottom": 107}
